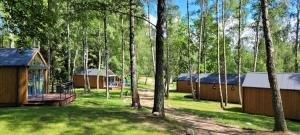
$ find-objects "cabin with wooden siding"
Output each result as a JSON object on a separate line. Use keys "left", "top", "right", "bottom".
{"left": 176, "top": 73, "right": 244, "bottom": 103}
{"left": 73, "top": 69, "right": 121, "bottom": 89}
{"left": 0, "top": 48, "right": 48, "bottom": 106}
{"left": 242, "top": 72, "right": 300, "bottom": 120}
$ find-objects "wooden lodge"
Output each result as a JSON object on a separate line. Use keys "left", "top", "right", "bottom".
{"left": 73, "top": 68, "right": 121, "bottom": 89}
{"left": 176, "top": 73, "right": 244, "bottom": 103}
{"left": 242, "top": 72, "right": 300, "bottom": 120}
{"left": 0, "top": 48, "right": 75, "bottom": 106}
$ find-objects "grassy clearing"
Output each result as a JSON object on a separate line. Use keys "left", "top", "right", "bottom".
{"left": 0, "top": 87, "right": 299, "bottom": 134}
{"left": 0, "top": 90, "right": 182, "bottom": 135}
{"left": 165, "top": 92, "right": 300, "bottom": 133}
{"left": 137, "top": 76, "right": 176, "bottom": 90}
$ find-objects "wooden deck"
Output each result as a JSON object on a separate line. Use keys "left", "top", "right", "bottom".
{"left": 24, "top": 94, "right": 76, "bottom": 106}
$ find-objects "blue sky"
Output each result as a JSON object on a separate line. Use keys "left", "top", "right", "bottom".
{"left": 147, "top": 0, "right": 200, "bottom": 24}
{"left": 146, "top": 0, "right": 256, "bottom": 25}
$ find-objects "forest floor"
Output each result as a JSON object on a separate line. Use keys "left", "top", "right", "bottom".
{"left": 138, "top": 90, "right": 299, "bottom": 135}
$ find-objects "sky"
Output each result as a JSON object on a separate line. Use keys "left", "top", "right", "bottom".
{"left": 147, "top": 0, "right": 200, "bottom": 25}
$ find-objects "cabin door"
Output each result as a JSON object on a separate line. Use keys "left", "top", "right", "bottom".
{"left": 28, "top": 69, "right": 45, "bottom": 98}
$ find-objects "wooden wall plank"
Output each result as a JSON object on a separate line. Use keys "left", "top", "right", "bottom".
{"left": 243, "top": 87, "right": 300, "bottom": 120}
{"left": 0, "top": 67, "right": 17, "bottom": 104}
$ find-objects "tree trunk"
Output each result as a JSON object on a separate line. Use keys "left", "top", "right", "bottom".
{"left": 97, "top": 50, "right": 101, "bottom": 91}
{"left": 253, "top": 13, "right": 260, "bottom": 72}
{"left": 147, "top": 0, "right": 156, "bottom": 77}
{"left": 72, "top": 49, "right": 79, "bottom": 82}
{"left": 165, "top": 1, "right": 170, "bottom": 99}
{"left": 97, "top": 21, "right": 101, "bottom": 91}
{"left": 47, "top": 0, "right": 52, "bottom": 93}
{"left": 222, "top": 0, "right": 228, "bottom": 106}
{"left": 197, "top": 0, "right": 204, "bottom": 100}
{"left": 86, "top": 30, "right": 91, "bottom": 92}
{"left": 120, "top": 16, "right": 125, "bottom": 98}
{"left": 295, "top": 1, "right": 300, "bottom": 73}
{"left": 153, "top": 0, "right": 166, "bottom": 117}
{"left": 104, "top": 14, "right": 110, "bottom": 99}
{"left": 216, "top": 0, "right": 224, "bottom": 109}
{"left": 129, "top": 0, "right": 141, "bottom": 108}
{"left": 67, "top": 23, "right": 71, "bottom": 82}
{"left": 83, "top": 29, "right": 88, "bottom": 93}
{"left": 260, "top": 0, "right": 288, "bottom": 131}
{"left": 187, "top": 0, "right": 195, "bottom": 100}
{"left": 237, "top": 0, "right": 243, "bottom": 105}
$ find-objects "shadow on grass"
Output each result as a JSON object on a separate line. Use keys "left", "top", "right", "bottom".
{"left": 173, "top": 105, "right": 300, "bottom": 132}
{"left": 0, "top": 90, "right": 183, "bottom": 135}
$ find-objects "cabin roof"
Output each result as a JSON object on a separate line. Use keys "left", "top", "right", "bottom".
{"left": 242, "top": 72, "right": 300, "bottom": 91}
{"left": 177, "top": 73, "right": 245, "bottom": 85}
{"left": 74, "top": 69, "right": 116, "bottom": 77}
{"left": 0, "top": 48, "right": 45, "bottom": 66}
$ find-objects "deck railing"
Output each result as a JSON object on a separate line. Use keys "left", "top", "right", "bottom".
{"left": 56, "top": 82, "right": 76, "bottom": 100}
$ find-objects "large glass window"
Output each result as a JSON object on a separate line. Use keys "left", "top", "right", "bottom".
{"left": 28, "top": 69, "right": 45, "bottom": 99}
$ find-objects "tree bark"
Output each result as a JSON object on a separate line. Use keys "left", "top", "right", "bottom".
{"left": 222, "top": 0, "right": 228, "bottom": 106}
{"left": 153, "top": 0, "right": 166, "bottom": 117}
{"left": 104, "top": 14, "right": 110, "bottom": 99}
{"left": 237, "top": 0, "right": 243, "bottom": 105}
{"left": 295, "top": 1, "right": 300, "bottom": 73}
{"left": 165, "top": 1, "right": 170, "bottom": 99}
{"left": 260, "top": 0, "right": 288, "bottom": 131}
{"left": 47, "top": 0, "right": 52, "bottom": 93}
{"left": 97, "top": 50, "right": 102, "bottom": 91}
{"left": 216, "top": 0, "right": 224, "bottom": 109}
{"left": 147, "top": 0, "right": 156, "bottom": 76}
{"left": 197, "top": 0, "right": 204, "bottom": 100}
{"left": 187, "top": 0, "right": 195, "bottom": 100}
{"left": 97, "top": 21, "right": 101, "bottom": 91}
{"left": 83, "top": 29, "right": 88, "bottom": 93}
{"left": 86, "top": 30, "right": 91, "bottom": 92}
{"left": 67, "top": 23, "right": 71, "bottom": 82}
{"left": 129, "top": 0, "right": 141, "bottom": 108}
{"left": 253, "top": 13, "right": 260, "bottom": 72}
{"left": 120, "top": 16, "right": 125, "bottom": 98}
{"left": 72, "top": 49, "right": 79, "bottom": 82}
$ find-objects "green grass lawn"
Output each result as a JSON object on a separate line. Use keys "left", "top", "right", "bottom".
{"left": 0, "top": 90, "right": 182, "bottom": 135}
{"left": 0, "top": 89, "right": 299, "bottom": 134}
{"left": 166, "top": 92, "right": 300, "bottom": 133}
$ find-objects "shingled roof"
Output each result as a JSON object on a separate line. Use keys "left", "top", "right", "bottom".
{"left": 177, "top": 73, "right": 245, "bottom": 85}
{"left": 74, "top": 69, "right": 116, "bottom": 77}
{"left": 242, "top": 72, "right": 300, "bottom": 91}
{"left": 0, "top": 48, "right": 40, "bottom": 66}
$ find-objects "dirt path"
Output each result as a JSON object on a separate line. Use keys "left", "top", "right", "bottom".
{"left": 138, "top": 90, "right": 295, "bottom": 135}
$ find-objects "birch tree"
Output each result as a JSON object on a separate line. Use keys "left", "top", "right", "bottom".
{"left": 237, "top": 0, "right": 243, "bottom": 105}
{"left": 253, "top": 12, "right": 260, "bottom": 72}
{"left": 216, "top": 0, "right": 224, "bottom": 109}
{"left": 196, "top": 0, "right": 204, "bottom": 100}
{"left": 222, "top": 0, "right": 228, "bottom": 106}
{"left": 295, "top": 0, "right": 300, "bottom": 72}
{"left": 187, "top": 0, "right": 195, "bottom": 100}
{"left": 97, "top": 21, "right": 102, "bottom": 91}
{"left": 104, "top": 14, "right": 109, "bottom": 99}
{"left": 129, "top": 0, "right": 141, "bottom": 108}
{"left": 120, "top": 16, "right": 125, "bottom": 98}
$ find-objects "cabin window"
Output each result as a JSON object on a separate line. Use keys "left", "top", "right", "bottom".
{"left": 28, "top": 69, "right": 45, "bottom": 98}
{"left": 28, "top": 55, "right": 47, "bottom": 99}
{"left": 212, "top": 84, "right": 216, "bottom": 89}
